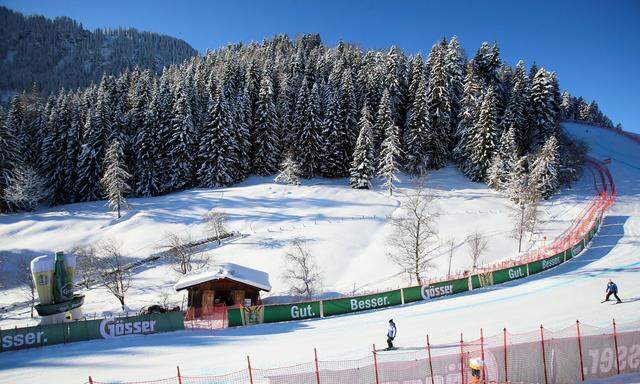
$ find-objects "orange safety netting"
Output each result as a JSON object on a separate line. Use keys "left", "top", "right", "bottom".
{"left": 87, "top": 319, "right": 640, "bottom": 384}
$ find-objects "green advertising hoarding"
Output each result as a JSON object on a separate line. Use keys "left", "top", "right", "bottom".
{"left": 226, "top": 216, "right": 604, "bottom": 328}
{"left": 1, "top": 311, "right": 184, "bottom": 353}
{"left": 402, "top": 278, "right": 470, "bottom": 303}
{"left": 491, "top": 265, "right": 528, "bottom": 285}
{"left": 322, "top": 290, "right": 402, "bottom": 317}
{"left": 228, "top": 301, "right": 322, "bottom": 327}
{"left": 264, "top": 301, "right": 321, "bottom": 323}
{"left": 527, "top": 252, "right": 565, "bottom": 275}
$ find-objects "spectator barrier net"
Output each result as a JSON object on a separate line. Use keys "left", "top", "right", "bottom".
{"left": 88, "top": 319, "right": 640, "bottom": 384}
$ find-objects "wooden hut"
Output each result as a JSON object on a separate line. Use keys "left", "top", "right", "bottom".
{"left": 174, "top": 263, "right": 271, "bottom": 311}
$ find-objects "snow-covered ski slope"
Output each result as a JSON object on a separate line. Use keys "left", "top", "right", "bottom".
{"left": 0, "top": 133, "right": 596, "bottom": 327}
{"left": 0, "top": 122, "right": 639, "bottom": 384}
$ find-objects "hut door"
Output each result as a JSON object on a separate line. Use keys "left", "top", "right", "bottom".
{"left": 231, "top": 290, "right": 245, "bottom": 305}
{"left": 201, "top": 290, "right": 215, "bottom": 313}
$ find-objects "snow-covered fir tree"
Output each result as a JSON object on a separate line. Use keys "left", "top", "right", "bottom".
{"left": 101, "top": 139, "right": 131, "bottom": 219}
{"left": 466, "top": 86, "right": 500, "bottom": 181}
{"left": 425, "top": 41, "right": 452, "bottom": 169}
{"left": 529, "top": 135, "right": 559, "bottom": 199}
{"left": 404, "top": 60, "right": 429, "bottom": 174}
{"left": 252, "top": 65, "right": 281, "bottom": 175}
{"left": 487, "top": 125, "right": 519, "bottom": 191}
{"left": 274, "top": 152, "right": 301, "bottom": 186}
{"left": 321, "top": 86, "right": 348, "bottom": 177}
{"left": 453, "top": 62, "right": 483, "bottom": 172}
{"left": 339, "top": 69, "right": 358, "bottom": 156}
{"left": 168, "top": 80, "right": 196, "bottom": 190}
{"left": 0, "top": 34, "right": 610, "bottom": 209}
{"left": 77, "top": 77, "right": 113, "bottom": 202}
{"left": 502, "top": 61, "right": 529, "bottom": 153}
{"left": 294, "top": 80, "right": 323, "bottom": 178}
{"left": 197, "top": 86, "right": 235, "bottom": 187}
{"left": 378, "top": 113, "right": 401, "bottom": 196}
{"left": 134, "top": 83, "right": 161, "bottom": 197}
{"left": 0, "top": 97, "right": 23, "bottom": 212}
{"left": 444, "top": 36, "right": 466, "bottom": 131}
{"left": 529, "top": 68, "right": 557, "bottom": 148}
{"left": 350, "top": 104, "right": 375, "bottom": 189}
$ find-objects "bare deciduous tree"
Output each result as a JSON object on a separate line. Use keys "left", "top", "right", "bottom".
{"left": 165, "top": 232, "right": 209, "bottom": 275}
{"left": 281, "top": 239, "right": 322, "bottom": 298}
{"left": 508, "top": 156, "right": 542, "bottom": 252}
{"left": 387, "top": 179, "right": 439, "bottom": 285}
{"left": 3, "top": 165, "right": 49, "bottom": 211}
{"left": 72, "top": 244, "right": 97, "bottom": 289}
{"left": 202, "top": 211, "right": 229, "bottom": 244}
{"left": 446, "top": 238, "right": 456, "bottom": 279}
{"left": 15, "top": 256, "right": 36, "bottom": 318}
{"left": 466, "top": 231, "right": 488, "bottom": 270}
{"left": 93, "top": 239, "right": 132, "bottom": 310}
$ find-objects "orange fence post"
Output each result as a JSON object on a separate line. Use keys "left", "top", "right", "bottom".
{"left": 613, "top": 319, "right": 621, "bottom": 375}
{"left": 576, "top": 320, "right": 585, "bottom": 381}
{"left": 459, "top": 333, "right": 465, "bottom": 384}
{"left": 247, "top": 356, "right": 254, "bottom": 384}
{"left": 540, "top": 325, "right": 549, "bottom": 384}
{"left": 372, "top": 344, "right": 380, "bottom": 384}
{"left": 426, "top": 335, "right": 435, "bottom": 384}
{"left": 88, "top": 376, "right": 93, "bottom": 384}
{"left": 177, "top": 366, "right": 183, "bottom": 384}
{"left": 503, "top": 328, "right": 508, "bottom": 382}
{"left": 314, "top": 348, "right": 321, "bottom": 384}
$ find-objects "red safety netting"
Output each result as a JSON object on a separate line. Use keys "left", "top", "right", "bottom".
{"left": 87, "top": 319, "right": 639, "bottom": 384}
{"left": 426, "top": 154, "right": 615, "bottom": 285}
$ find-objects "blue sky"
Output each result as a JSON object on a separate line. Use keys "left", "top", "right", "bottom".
{"left": 3, "top": 0, "right": 639, "bottom": 132}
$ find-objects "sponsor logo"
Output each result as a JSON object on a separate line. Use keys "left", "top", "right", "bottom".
{"left": 572, "top": 242, "right": 585, "bottom": 257}
{"left": 99, "top": 318, "right": 156, "bottom": 339}
{"left": 241, "top": 305, "right": 264, "bottom": 325}
{"left": 542, "top": 256, "right": 562, "bottom": 270}
{"left": 508, "top": 268, "right": 525, "bottom": 280}
{"left": 2, "top": 331, "right": 47, "bottom": 349}
{"left": 290, "top": 304, "right": 315, "bottom": 319}
{"left": 421, "top": 284, "right": 453, "bottom": 300}
{"left": 478, "top": 272, "right": 494, "bottom": 287}
{"left": 350, "top": 296, "right": 390, "bottom": 311}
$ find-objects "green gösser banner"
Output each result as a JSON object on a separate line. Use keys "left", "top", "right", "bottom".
{"left": 322, "top": 290, "right": 402, "bottom": 316}
{"left": 402, "top": 278, "right": 469, "bottom": 303}
{"left": 1, "top": 311, "right": 184, "bottom": 353}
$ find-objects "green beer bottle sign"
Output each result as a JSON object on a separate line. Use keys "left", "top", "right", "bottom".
{"left": 52, "top": 251, "right": 73, "bottom": 303}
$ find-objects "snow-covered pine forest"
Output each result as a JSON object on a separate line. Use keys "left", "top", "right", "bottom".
{"left": 0, "top": 33, "right": 615, "bottom": 213}
{"left": 0, "top": 6, "right": 197, "bottom": 97}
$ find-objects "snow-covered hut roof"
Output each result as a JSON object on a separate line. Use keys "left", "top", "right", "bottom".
{"left": 174, "top": 263, "right": 271, "bottom": 292}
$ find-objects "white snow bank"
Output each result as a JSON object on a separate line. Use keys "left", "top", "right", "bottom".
{"left": 174, "top": 262, "right": 271, "bottom": 292}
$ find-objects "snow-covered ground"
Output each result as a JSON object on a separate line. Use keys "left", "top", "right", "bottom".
{"left": 0, "top": 122, "right": 638, "bottom": 384}
{"left": 585, "top": 372, "right": 640, "bottom": 383}
{"left": 0, "top": 137, "right": 595, "bottom": 327}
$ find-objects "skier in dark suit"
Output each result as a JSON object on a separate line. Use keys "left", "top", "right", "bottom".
{"left": 604, "top": 280, "right": 622, "bottom": 303}
{"left": 386, "top": 319, "right": 397, "bottom": 350}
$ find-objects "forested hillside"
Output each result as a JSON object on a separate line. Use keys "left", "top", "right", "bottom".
{"left": 0, "top": 33, "right": 614, "bottom": 213}
{"left": 0, "top": 6, "right": 197, "bottom": 97}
